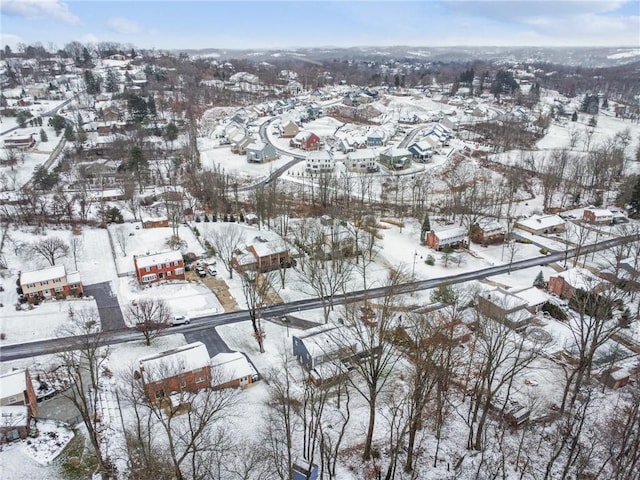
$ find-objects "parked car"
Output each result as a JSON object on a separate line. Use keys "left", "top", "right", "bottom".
{"left": 207, "top": 265, "right": 217, "bottom": 276}
{"left": 170, "top": 315, "right": 190, "bottom": 326}
{"left": 195, "top": 267, "right": 206, "bottom": 278}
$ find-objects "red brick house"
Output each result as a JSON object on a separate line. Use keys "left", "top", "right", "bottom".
{"left": 426, "top": 226, "right": 467, "bottom": 250}
{"left": 3, "top": 133, "right": 35, "bottom": 149}
{"left": 19, "top": 265, "right": 83, "bottom": 303}
{"left": 232, "top": 237, "right": 293, "bottom": 273}
{"left": 290, "top": 131, "right": 321, "bottom": 151}
{"left": 600, "top": 368, "right": 630, "bottom": 389}
{"left": 141, "top": 216, "right": 169, "bottom": 229}
{"left": 0, "top": 369, "right": 38, "bottom": 417}
{"left": 470, "top": 221, "right": 506, "bottom": 246}
{"left": 133, "top": 250, "right": 185, "bottom": 284}
{"left": 138, "top": 342, "right": 212, "bottom": 403}
{"left": 547, "top": 267, "right": 609, "bottom": 299}
{"left": 583, "top": 208, "right": 613, "bottom": 225}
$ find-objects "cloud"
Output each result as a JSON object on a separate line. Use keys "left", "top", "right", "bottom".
{"left": 1, "top": 0, "right": 79, "bottom": 24}
{"left": 107, "top": 16, "right": 142, "bottom": 34}
{"left": 79, "top": 33, "right": 100, "bottom": 44}
{"left": 0, "top": 32, "right": 23, "bottom": 49}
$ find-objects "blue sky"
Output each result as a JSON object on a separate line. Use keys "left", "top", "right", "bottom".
{"left": 1, "top": 1, "right": 639, "bottom": 51}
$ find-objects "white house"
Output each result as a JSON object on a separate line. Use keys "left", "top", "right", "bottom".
{"left": 305, "top": 150, "right": 334, "bottom": 173}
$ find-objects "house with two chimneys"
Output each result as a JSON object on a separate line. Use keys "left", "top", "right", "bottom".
{"left": 19, "top": 265, "right": 83, "bottom": 303}
{"left": 133, "top": 250, "right": 185, "bottom": 284}
{"left": 426, "top": 226, "right": 468, "bottom": 250}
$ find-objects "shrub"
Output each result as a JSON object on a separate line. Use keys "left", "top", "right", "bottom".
{"left": 539, "top": 247, "right": 549, "bottom": 255}
{"left": 425, "top": 255, "right": 435, "bottom": 266}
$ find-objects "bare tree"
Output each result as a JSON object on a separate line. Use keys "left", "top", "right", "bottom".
{"left": 115, "top": 226, "right": 129, "bottom": 257}
{"left": 239, "top": 270, "right": 273, "bottom": 353}
{"left": 69, "top": 234, "right": 83, "bottom": 271}
{"left": 208, "top": 224, "right": 244, "bottom": 279}
{"left": 127, "top": 298, "right": 171, "bottom": 346}
{"left": 330, "top": 270, "right": 403, "bottom": 460}
{"left": 57, "top": 308, "right": 113, "bottom": 477}
{"left": 29, "top": 236, "right": 69, "bottom": 266}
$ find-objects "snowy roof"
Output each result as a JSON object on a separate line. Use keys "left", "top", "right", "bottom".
{"left": 514, "top": 287, "right": 549, "bottom": 307}
{"left": 211, "top": 352, "right": 257, "bottom": 383}
{"left": 134, "top": 250, "right": 183, "bottom": 269}
{"left": 236, "top": 252, "right": 257, "bottom": 266}
{"left": 306, "top": 150, "right": 333, "bottom": 161}
{"left": 480, "top": 287, "right": 528, "bottom": 311}
{"left": 66, "top": 271, "right": 81, "bottom": 285}
{"left": 433, "top": 226, "right": 467, "bottom": 241}
{"left": 553, "top": 267, "right": 607, "bottom": 291}
{"left": 0, "top": 406, "right": 29, "bottom": 428}
{"left": 249, "top": 238, "right": 288, "bottom": 258}
{"left": 139, "top": 342, "right": 210, "bottom": 383}
{"left": 347, "top": 149, "right": 377, "bottom": 161}
{"left": 0, "top": 369, "right": 27, "bottom": 399}
{"left": 246, "top": 141, "right": 267, "bottom": 152}
{"left": 584, "top": 208, "right": 613, "bottom": 218}
{"left": 20, "top": 265, "right": 67, "bottom": 286}
{"left": 381, "top": 147, "right": 411, "bottom": 158}
{"left": 516, "top": 214, "right": 565, "bottom": 231}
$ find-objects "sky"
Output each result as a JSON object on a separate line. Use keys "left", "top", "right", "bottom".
{"left": 0, "top": 0, "right": 639, "bottom": 52}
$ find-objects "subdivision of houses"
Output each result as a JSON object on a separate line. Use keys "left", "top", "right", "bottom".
{"left": 426, "top": 226, "right": 467, "bottom": 250}
{"left": 19, "top": 265, "right": 83, "bottom": 303}
{"left": 133, "top": 250, "right": 185, "bottom": 284}
{"left": 210, "top": 352, "right": 259, "bottom": 389}
{"left": 138, "top": 342, "right": 212, "bottom": 403}
{"left": 515, "top": 214, "right": 566, "bottom": 235}
{"left": 477, "top": 287, "right": 536, "bottom": 330}
{"left": 246, "top": 141, "right": 278, "bottom": 163}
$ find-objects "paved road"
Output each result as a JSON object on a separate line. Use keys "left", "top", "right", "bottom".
{"left": 83, "top": 281, "right": 126, "bottom": 331}
{"left": 3, "top": 233, "right": 638, "bottom": 362}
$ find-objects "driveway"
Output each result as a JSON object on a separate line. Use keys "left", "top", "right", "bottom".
{"left": 84, "top": 281, "right": 126, "bottom": 331}
{"left": 185, "top": 327, "right": 232, "bottom": 356}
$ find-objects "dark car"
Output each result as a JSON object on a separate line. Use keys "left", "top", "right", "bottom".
{"left": 195, "top": 267, "right": 206, "bottom": 278}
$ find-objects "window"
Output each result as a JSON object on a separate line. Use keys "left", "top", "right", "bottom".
{"left": 141, "top": 274, "right": 157, "bottom": 283}
{"left": 70, "top": 284, "right": 78, "bottom": 290}
{"left": 165, "top": 262, "right": 171, "bottom": 269}
{"left": 145, "top": 266, "right": 151, "bottom": 273}
{"left": 55, "top": 286, "right": 64, "bottom": 293}
{"left": 179, "top": 381, "right": 186, "bottom": 389}
{"left": 29, "top": 292, "right": 36, "bottom": 297}
{"left": 195, "top": 376, "right": 205, "bottom": 383}
{"left": 8, "top": 395, "right": 17, "bottom": 403}
{"left": 155, "top": 389, "right": 165, "bottom": 399}
{"left": 166, "top": 271, "right": 171, "bottom": 277}
{"left": 174, "top": 260, "right": 180, "bottom": 266}
{"left": 175, "top": 268, "right": 184, "bottom": 276}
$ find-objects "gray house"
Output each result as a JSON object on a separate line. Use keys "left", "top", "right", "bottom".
{"left": 366, "top": 130, "right": 385, "bottom": 147}
{"left": 379, "top": 147, "right": 411, "bottom": 169}
{"left": 246, "top": 141, "right": 277, "bottom": 163}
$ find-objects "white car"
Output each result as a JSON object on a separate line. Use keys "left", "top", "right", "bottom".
{"left": 170, "top": 315, "right": 190, "bottom": 326}
{"left": 207, "top": 265, "right": 217, "bottom": 276}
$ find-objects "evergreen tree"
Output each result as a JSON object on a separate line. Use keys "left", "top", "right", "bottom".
{"left": 49, "top": 115, "right": 66, "bottom": 136}
{"left": 571, "top": 111, "right": 578, "bottom": 122}
{"left": 420, "top": 213, "right": 431, "bottom": 244}
{"left": 39, "top": 128, "right": 48, "bottom": 142}
{"left": 64, "top": 125, "right": 75, "bottom": 141}
{"left": 147, "top": 96, "right": 157, "bottom": 118}
{"left": 533, "top": 271, "right": 545, "bottom": 288}
{"left": 83, "top": 70, "right": 101, "bottom": 94}
{"left": 602, "top": 97, "right": 609, "bottom": 109}
{"left": 127, "top": 145, "right": 148, "bottom": 193}
{"left": 104, "top": 68, "right": 119, "bottom": 93}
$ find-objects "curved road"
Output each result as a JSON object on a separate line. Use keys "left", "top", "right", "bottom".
{"left": 2, "top": 233, "right": 637, "bottom": 362}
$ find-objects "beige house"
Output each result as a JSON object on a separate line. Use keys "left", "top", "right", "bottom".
{"left": 20, "top": 265, "right": 83, "bottom": 303}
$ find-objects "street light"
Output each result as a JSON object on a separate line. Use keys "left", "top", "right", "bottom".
{"left": 412, "top": 250, "right": 418, "bottom": 279}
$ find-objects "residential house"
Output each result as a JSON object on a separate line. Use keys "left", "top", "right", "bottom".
{"left": 290, "top": 131, "right": 321, "bottom": 151}
{"left": 232, "top": 236, "right": 293, "bottom": 273}
{"left": 133, "top": 250, "right": 185, "bottom": 284}
{"left": 27, "top": 84, "right": 48, "bottom": 98}
{"left": 0, "top": 369, "right": 38, "bottom": 417}
{"left": 138, "top": 342, "right": 212, "bottom": 403}
{"left": 0, "top": 406, "right": 31, "bottom": 443}
{"left": 141, "top": 216, "right": 169, "bottom": 229}
{"left": 470, "top": 220, "right": 506, "bottom": 245}
{"left": 515, "top": 214, "right": 565, "bottom": 235}
{"left": 477, "top": 288, "right": 535, "bottom": 330}
{"left": 3, "top": 133, "right": 35, "bottom": 149}
{"left": 366, "top": 130, "right": 385, "bottom": 147}
{"left": 345, "top": 149, "right": 378, "bottom": 172}
{"left": 246, "top": 141, "right": 277, "bottom": 163}
{"left": 600, "top": 368, "right": 630, "bottom": 389}
{"left": 320, "top": 221, "right": 356, "bottom": 258}
{"left": 292, "top": 323, "right": 347, "bottom": 371}
{"left": 426, "top": 226, "right": 467, "bottom": 250}
{"left": 280, "top": 120, "right": 300, "bottom": 138}
{"left": 407, "top": 140, "right": 434, "bottom": 161}
{"left": 583, "top": 208, "right": 613, "bottom": 225}
{"left": 547, "top": 267, "right": 609, "bottom": 299}
{"left": 305, "top": 150, "right": 334, "bottom": 173}
{"left": 20, "top": 265, "right": 83, "bottom": 303}
{"left": 230, "top": 134, "right": 254, "bottom": 155}
{"left": 379, "top": 147, "right": 411, "bottom": 170}
{"left": 292, "top": 460, "right": 319, "bottom": 480}
{"left": 210, "top": 352, "right": 259, "bottom": 389}
{"left": 513, "top": 287, "right": 549, "bottom": 313}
